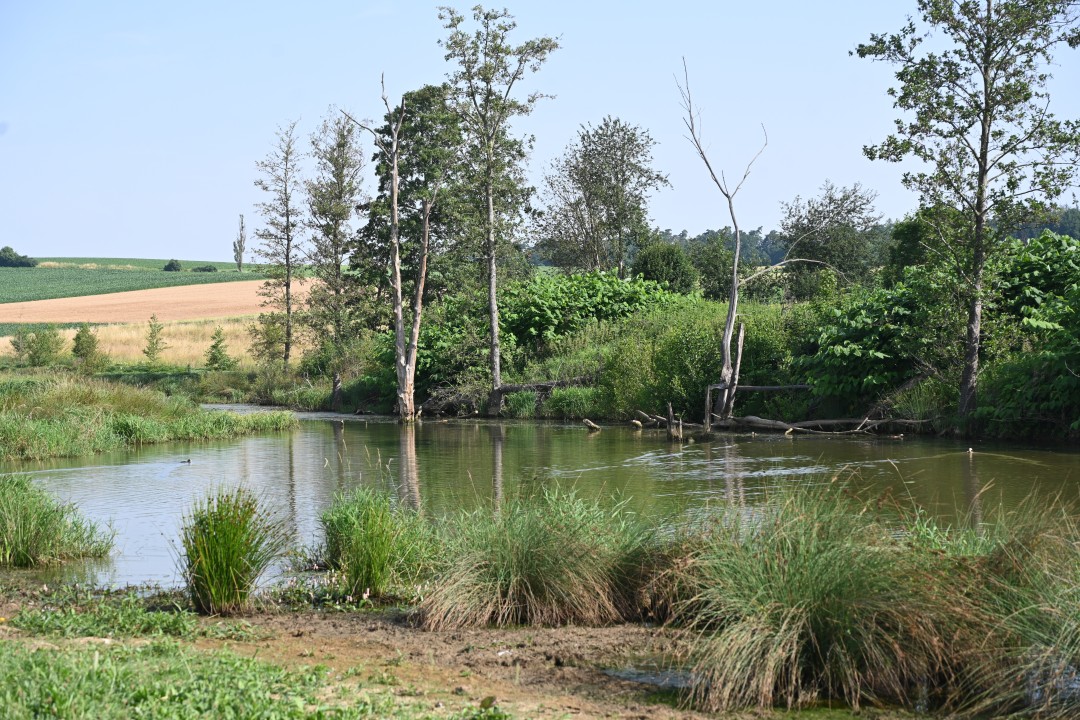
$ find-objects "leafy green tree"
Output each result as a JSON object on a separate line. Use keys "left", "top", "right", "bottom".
{"left": 163, "top": 259, "right": 182, "bottom": 272}
{"left": 350, "top": 83, "right": 465, "bottom": 421}
{"left": 632, "top": 243, "right": 698, "bottom": 294}
{"left": 233, "top": 214, "right": 246, "bottom": 272}
{"left": 10, "top": 325, "right": 64, "bottom": 366}
{"left": 204, "top": 326, "right": 238, "bottom": 371}
{"left": 0, "top": 246, "right": 37, "bottom": 267}
{"left": 71, "top": 323, "right": 107, "bottom": 373}
{"left": 304, "top": 110, "right": 366, "bottom": 358}
{"left": 143, "top": 314, "right": 168, "bottom": 364}
{"left": 254, "top": 120, "right": 305, "bottom": 368}
{"left": 857, "top": 0, "right": 1080, "bottom": 421}
{"left": 440, "top": 5, "right": 559, "bottom": 408}
{"left": 537, "top": 116, "right": 669, "bottom": 276}
{"left": 775, "top": 181, "right": 885, "bottom": 298}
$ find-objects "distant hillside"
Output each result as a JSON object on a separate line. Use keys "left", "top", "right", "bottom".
{"left": 0, "top": 260, "right": 267, "bottom": 305}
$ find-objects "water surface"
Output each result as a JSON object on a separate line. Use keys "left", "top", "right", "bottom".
{"left": 4, "top": 412, "right": 1079, "bottom": 587}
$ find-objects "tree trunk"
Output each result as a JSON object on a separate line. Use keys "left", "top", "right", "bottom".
{"left": 486, "top": 174, "right": 503, "bottom": 413}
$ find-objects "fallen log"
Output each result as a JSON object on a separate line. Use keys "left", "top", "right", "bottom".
{"left": 583, "top": 418, "right": 602, "bottom": 431}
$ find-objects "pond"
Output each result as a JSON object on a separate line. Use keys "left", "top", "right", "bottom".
{"left": 4, "top": 410, "right": 1080, "bottom": 587}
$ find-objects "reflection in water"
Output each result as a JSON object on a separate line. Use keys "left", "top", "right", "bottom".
{"left": 3, "top": 416, "right": 1078, "bottom": 588}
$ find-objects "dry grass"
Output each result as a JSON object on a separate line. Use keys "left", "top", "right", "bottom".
{"left": 0, "top": 318, "right": 259, "bottom": 367}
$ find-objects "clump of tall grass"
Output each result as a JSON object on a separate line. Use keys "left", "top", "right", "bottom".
{"left": 0, "top": 474, "right": 113, "bottom": 567}
{"left": 420, "top": 486, "right": 650, "bottom": 630}
{"left": 670, "top": 482, "right": 951, "bottom": 712}
{"left": 319, "top": 487, "right": 435, "bottom": 600}
{"left": 180, "top": 487, "right": 289, "bottom": 615}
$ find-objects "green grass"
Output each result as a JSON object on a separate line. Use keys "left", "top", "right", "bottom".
{"left": 0, "top": 374, "right": 296, "bottom": 461}
{"left": 35, "top": 257, "right": 244, "bottom": 271}
{"left": 0, "top": 475, "right": 113, "bottom": 567}
{"left": 181, "top": 487, "right": 290, "bottom": 615}
{"left": 0, "top": 265, "right": 263, "bottom": 304}
{"left": 320, "top": 487, "right": 436, "bottom": 601}
{"left": 0, "top": 639, "right": 391, "bottom": 719}
{"left": 420, "top": 486, "right": 649, "bottom": 630}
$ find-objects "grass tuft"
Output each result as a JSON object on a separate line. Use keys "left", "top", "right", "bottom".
{"left": 319, "top": 487, "right": 435, "bottom": 600}
{"left": 0, "top": 474, "right": 113, "bottom": 567}
{"left": 420, "top": 486, "right": 649, "bottom": 630}
{"left": 180, "top": 487, "right": 289, "bottom": 615}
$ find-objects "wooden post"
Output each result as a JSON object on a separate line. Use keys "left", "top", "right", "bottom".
{"left": 724, "top": 323, "right": 746, "bottom": 418}
{"left": 666, "top": 402, "right": 683, "bottom": 442}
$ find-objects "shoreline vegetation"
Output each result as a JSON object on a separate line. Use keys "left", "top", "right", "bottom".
{"left": 5, "top": 480, "right": 1080, "bottom": 717}
{"left": 0, "top": 375, "right": 295, "bottom": 462}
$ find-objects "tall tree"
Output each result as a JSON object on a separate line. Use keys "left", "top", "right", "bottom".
{"left": 253, "top": 120, "right": 305, "bottom": 368}
{"left": 679, "top": 61, "right": 767, "bottom": 422}
{"left": 233, "top": 214, "right": 246, "bottom": 272}
{"left": 347, "top": 82, "right": 463, "bottom": 421}
{"left": 305, "top": 111, "right": 365, "bottom": 356}
{"left": 776, "top": 180, "right": 885, "bottom": 298}
{"left": 857, "top": 0, "right": 1080, "bottom": 421}
{"left": 537, "top": 116, "right": 669, "bottom": 275}
{"left": 439, "top": 5, "right": 559, "bottom": 411}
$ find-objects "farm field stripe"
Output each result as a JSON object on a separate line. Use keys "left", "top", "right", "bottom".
{"left": 0, "top": 281, "right": 310, "bottom": 324}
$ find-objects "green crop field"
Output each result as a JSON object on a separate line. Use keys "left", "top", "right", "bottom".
{"left": 35, "top": 257, "right": 248, "bottom": 271}
{"left": 0, "top": 263, "right": 266, "bottom": 305}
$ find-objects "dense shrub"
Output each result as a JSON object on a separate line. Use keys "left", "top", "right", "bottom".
{"left": 500, "top": 271, "right": 667, "bottom": 352}
{"left": 204, "top": 326, "right": 238, "bottom": 371}
{"left": 191, "top": 264, "right": 218, "bottom": 273}
{"left": 163, "top": 259, "right": 182, "bottom": 272}
{"left": 0, "top": 245, "right": 37, "bottom": 267}
{"left": 10, "top": 325, "right": 64, "bottom": 367}
{"left": 630, "top": 243, "right": 698, "bottom": 294}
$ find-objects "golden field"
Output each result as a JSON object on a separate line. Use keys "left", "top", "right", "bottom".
{"left": 0, "top": 280, "right": 313, "bottom": 366}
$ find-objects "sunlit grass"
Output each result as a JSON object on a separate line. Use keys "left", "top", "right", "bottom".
{"left": 0, "top": 474, "right": 113, "bottom": 567}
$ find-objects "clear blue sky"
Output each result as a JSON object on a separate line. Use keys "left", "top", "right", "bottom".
{"left": 3, "top": 1, "right": 1079, "bottom": 261}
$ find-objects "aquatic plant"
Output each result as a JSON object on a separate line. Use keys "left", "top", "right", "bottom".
{"left": 180, "top": 486, "right": 289, "bottom": 615}
{"left": 420, "top": 486, "right": 649, "bottom": 629}
{"left": 671, "top": 482, "right": 951, "bottom": 712}
{"left": 0, "top": 474, "right": 113, "bottom": 567}
{"left": 319, "top": 486, "right": 434, "bottom": 600}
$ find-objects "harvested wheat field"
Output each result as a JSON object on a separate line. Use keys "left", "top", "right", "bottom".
{"left": 0, "top": 280, "right": 313, "bottom": 365}
{"left": 0, "top": 280, "right": 308, "bottom": 324}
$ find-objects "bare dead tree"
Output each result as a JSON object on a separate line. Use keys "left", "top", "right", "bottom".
{"left": 678, "top": 60, "right": 765, "bottom": 421}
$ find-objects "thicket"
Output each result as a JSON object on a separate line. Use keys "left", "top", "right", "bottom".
{"left": 0, "top": 245, "right": 37, "bottom": 267}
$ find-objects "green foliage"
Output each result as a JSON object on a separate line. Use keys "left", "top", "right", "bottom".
{"left": 503, "top": 391, "right": 537, "bottom": 418}
{"left": 0, "top": 640, "right": 385, "bottom": 718}
{"left": 12, "top": 591, "right": 198, "bottom": 639}
{"left": 500, "top": 271, "right": 667, "bottom": 352}
{"left": 998, "top": 230, "right": 1080, "bottom": 318}
{"left": 799, "top": 267, "right": 963, "bottom": 411}
{"left": 248, "top": 312, "right": 287, "bottom": 366}
{"left": 686, "top": 236, "right": 735, "bottom": 301}
{"left": 539, "top": 386, "right": 598, "bottom": 420}
{"left": 420, "top": 486, "right": 649, "bottom": 629}
{"left": 143, "top": 314, "right": 168, "bottom": 364}
{"left": 319, "top": 487, "right": 435, "bottom": 600}
{"left": 204, "top": 326, "right": 238, "bottom": 371}
{"left": 181, "top": 486, "right": 289, "bottom": 615}
{"left": 191, "top": 264, "right": 218, "bottom": 272}
{"left": 630, "top": 243, "right": 698, "bottom": 294}
{"left": 10, "top": 325, "right": 64, "bottom": 367}
{"left": 0, "top": 375, "right": 295, "bottom": 461}
{"left": 0, "top": 474, "right": 113, "bottom": 567}
{"left": 162, "top": 259, "right": 182, "bottom": 271}
{"left": 71, "top": 323, "right": 108, "bottom": 374}
{"left": 596, "top": 296, "right": 797, "bottom": 420}
{"left": 0, "top": 265, "right": 260, "bottom": 304}
{"left": 0, "top": 245, "right": 37, "bottom": 267}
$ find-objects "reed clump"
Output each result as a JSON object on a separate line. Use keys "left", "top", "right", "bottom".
{"left": 420, "top": 486, "right": 650, "bottom": 630}
{"left": 0, "top": 375, "right": 295, "bottom": 461}
{"left": 0, "top": 474, "right": 113, "bottom": 567}
{"left": 319, "top": 487, "right": 435, "bottom": 600}
{"left": 180, "top": 487, "right": 289, "bottom": 615}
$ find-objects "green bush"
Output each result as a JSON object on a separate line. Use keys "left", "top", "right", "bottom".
{"left": 0, "top": 475, "right": 113, "bottom": 567}
{"left": 420, "top": 486, "right": 649, "bottom": 629}
{"left": 10, "top": 325, "right": 65, "bottom": 367}
{"left": 503, "top": 391, "right": 537, "bottom": 418}
{"left": 630, "top": 243, "right": 698, "bottom": 294}
{"left": 319, "top": 487, "right": 434, "bottom": 600}
{"left": 163, "top": 259, "right": 182, "bottom": 272}
{"left": 191, "top": 264, "right": 218, "bottom": 273}
{"left": 180, "top": 487, "right": 289, "bottom": 615}
{"left": 204, "top": 326, "right": 238, "bottom": 371}
{"left": 0, "top": 245, "right": 37, "bottom": 267}
{"left": 539, "top": 386, "right": 597, "bottom": 419}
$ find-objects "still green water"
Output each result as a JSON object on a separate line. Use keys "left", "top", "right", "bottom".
{"left": 4, "top": 411, "right": 1079, "bottom": 587}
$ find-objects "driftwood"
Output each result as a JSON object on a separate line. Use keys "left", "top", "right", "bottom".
{"left": 583, "top": 418, "right": 602, "bottom": 431}
{"left": 629, "top": 419, "right": 643, "bottom": 429}
{"left": 666, "top": 403, "right": 683, "bottom": 442}
{"left": 709, "top": 415, "right": 928, "bottom": 436}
